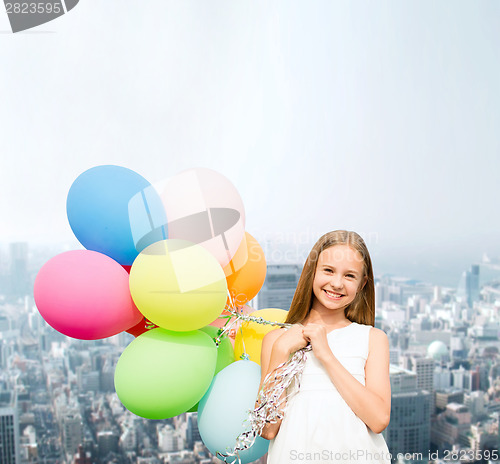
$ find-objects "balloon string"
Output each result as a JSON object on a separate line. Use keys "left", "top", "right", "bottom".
{"left": 238, "top": 323, "right": 248, "bottom": 360}
{"left": 214, "top": 301, "right": 291, "bottom": 347}
{"left": 214, "top": 316, "right": 240, "bottom": 347}
{"left": 213, "top": 292, "right": 241, "bottom": 347}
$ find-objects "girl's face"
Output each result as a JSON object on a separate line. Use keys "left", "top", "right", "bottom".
{"left": 311, "top": 244, "right": 366, "bottom": 312}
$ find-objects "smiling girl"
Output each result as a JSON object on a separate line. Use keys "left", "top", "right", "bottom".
{"left": 259, "top": 230, "right": 391, "bottom": 464}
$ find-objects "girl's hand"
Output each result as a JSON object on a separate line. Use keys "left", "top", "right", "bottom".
{"left": 273, "top": 324, "right": 309, "bottom": 356}
{"left": 301, "top": 324, "right": 332, "bottom": 360}
{"left": 257, "top": 325, "right": 308, "bottom": 440}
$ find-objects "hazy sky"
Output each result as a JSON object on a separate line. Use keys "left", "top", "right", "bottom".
{"left": 1, "top": 1, "right": 499, "bottom": 284}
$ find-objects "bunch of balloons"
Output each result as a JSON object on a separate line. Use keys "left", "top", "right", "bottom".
{"left": 33, "top": 165, "right": 285, "bottom": 463}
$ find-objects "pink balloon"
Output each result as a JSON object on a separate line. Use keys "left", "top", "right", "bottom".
{"left": 158, "top": 168, "right": 245, "bottom": 268}
{"left": 34, "top": 250, "right": 142, "bottom": 340}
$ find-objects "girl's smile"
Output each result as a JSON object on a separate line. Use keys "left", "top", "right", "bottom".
{"left": 323, "top": 289, "right": 344, "bottom": 300}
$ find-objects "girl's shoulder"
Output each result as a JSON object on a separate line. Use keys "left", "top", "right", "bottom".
{"left": 354, "top": 322, "right": 386, "bottom": 335}
{"left": 352, "top": 323, "right": 389, "bottom": 345}
{"left": 262, "top": 326, "right": 286, "bottom": 344}
{"left": 365, "top": 325, "right": 388, "bottom": 336}
{"left": 366, "top": 326, "right": 389, "bottom": 350}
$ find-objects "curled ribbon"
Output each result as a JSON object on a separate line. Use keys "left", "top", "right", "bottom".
{"left": 217, "top": 339, "right": 312, "bottom": 463}
{"left": 210, "top": 295, "right": 311, "bottom": 463}
{"left": 214, "top": 306, "right": 290, "bottom": 347}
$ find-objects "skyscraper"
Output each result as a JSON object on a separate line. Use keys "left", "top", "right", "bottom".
{"left": 403, "top": 355, "right": 435, "bottom": 416}
{"left": 386, "top": 366, "right": 431, "bottom": 459}
{"left": 257, "top": 264, "right": 301, "bottom": 310}
{"left": 62, "top": 412, "right": 83, "bottom": 458}
{"left": 8, "top": 242, "right": 29, "bottom": 299}
{"left": 0, "top": 391, "right": 20, "bottom": 464}
{"left": 457, "top": 264, "right": 480, "bottom": 307}
{"left": 186, "top": 413, "right": 202, "bottom": 450}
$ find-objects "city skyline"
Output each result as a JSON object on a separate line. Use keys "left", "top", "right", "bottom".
{"left": 2, "top": 236, "right": 500, "bottom": 290}
{"left": 1, "top": 244, "right": 500, "bottom": 463}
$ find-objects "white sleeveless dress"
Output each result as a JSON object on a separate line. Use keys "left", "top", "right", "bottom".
{"left": 267, "top": 322, "right": 391, "bottom": 464}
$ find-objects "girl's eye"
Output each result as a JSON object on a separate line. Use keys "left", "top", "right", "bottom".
{"left": 346, "top": 274, "right": 355, "bottom": 278}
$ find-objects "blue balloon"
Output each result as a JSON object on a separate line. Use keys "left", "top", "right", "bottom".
{"left": 198, "top": 360, "right": 269, "bottom": 463}
{"left": 67, "top": 165, "right": 167, "bottom": 265}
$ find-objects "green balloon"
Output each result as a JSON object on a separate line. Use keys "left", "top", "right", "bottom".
{"left": 187, "top": 326, "right": 236, "bottom": 412}
{"left": 114, "top": 328, "right": 216, "bottom": 419}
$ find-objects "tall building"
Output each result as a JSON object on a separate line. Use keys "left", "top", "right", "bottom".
{"left": 0, "top": 391, "right": 20, "bottom": 464}
{"left": 0, "top": 316, "right": 9, "bottom": 332}
{"left": 434, "top": 366, "right": 451, "bottom": 390}
{"left": 470, "top": 364, "right": 490, "bottom": 391}
{"left": 0, "top": 316, "right": 10, "bottom": 369}
{"left": 119, "top": 425, "right": 137, "bottom": 452}
{"left": 457, "top": 264, "right": 480, "bottom": 307}
{"left": 403, "top": 355, "right": 435, "bottom": 415}
{"left": 464, "top": 391, "right": 486, "bottom": 420}
{"left": 100, "top": 361, "right": 115, "bottom": 392}
{"left": 97, "top": 431, "right": 119, "bottom": 457}
{"left": 451, "top": 365, "right": 470, "bottom": 390}
{"left": 9, "top": 242, "right": 29, "bottom": 298}
{"left": 186, "top": 413, "right": 202, "bottom": 450}
{"left": 431, "top": 403, "right": 471, "bottom": 449}
{"left": 157, "top": 424, "right": 183, "bottom": 452}
{"left": 76, "top": 366, "right": 100, "bottom": 392}
{"left": 62, "top": 413, "right": 83, "bottom": 458}
{"left": 450, "top": 334, "right": 467, "bottom": 360}
{"left": 386, "top": 366, "right": 431, "bottom": 460}
{"left": 257, "top": 264, "right": 301, "bottom": 310}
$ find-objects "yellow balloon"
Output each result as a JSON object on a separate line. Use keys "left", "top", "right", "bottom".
{"left": 234, "top": 308, "right": 288, "bottom": 365}
{"left": 130, "top": 239, "right": 227, "bottom": 331}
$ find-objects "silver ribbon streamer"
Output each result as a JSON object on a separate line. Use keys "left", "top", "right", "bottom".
{"left": 214, "top": 306, "right": 290, "bottom": 347}
{"left": 210, "top": 297, "right": 311, "bottom": 463}
{"left": 217, "top": 340, "right": 312, "bottom": 463}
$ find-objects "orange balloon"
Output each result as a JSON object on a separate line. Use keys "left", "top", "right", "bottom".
{"left": 223, "top": 232, "right": 266, "bottom": 306}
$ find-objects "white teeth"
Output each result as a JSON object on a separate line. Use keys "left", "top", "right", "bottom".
{"left": 325, "top": 290, "right": 342, "bottom": 297}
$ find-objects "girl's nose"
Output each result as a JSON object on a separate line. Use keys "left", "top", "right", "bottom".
{"left": 330, "top": 274, "right": 343, "bottom": 289}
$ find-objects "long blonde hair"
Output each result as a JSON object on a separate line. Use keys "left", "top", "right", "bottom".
{"left": 285, "top": 230, "right": 375, "bottom": 326}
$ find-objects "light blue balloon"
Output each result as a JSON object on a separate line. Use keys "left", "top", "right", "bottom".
{"left": 198, "top": 360, "right": 269, "bottom": 463}
{"left": 67, "top": 165, "right": 167, "bottom": 265}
